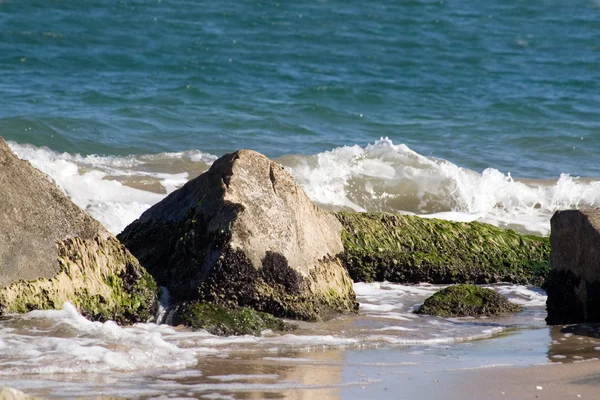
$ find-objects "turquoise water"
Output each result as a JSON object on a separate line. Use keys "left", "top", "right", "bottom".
{"left": 1, "top": 0, "right": 599, "bottom": 178}
{"left": 1, "top": 4, "right": 600, "bottom": 398}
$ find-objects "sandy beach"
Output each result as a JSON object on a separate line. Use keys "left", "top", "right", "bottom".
{"left": 454, "top": 361, "right": 600, "bottom": 399}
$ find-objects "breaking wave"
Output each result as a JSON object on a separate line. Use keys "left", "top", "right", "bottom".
{"left": 8, "top": 138, "right": 600, "bottom": 236}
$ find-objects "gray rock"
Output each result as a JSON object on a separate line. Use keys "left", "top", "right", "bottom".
{"left": 546, "top": 209, "right": 600, "bottom": 325}
{"left": 0, "top": 139, "right": 102, "bottom": 287}
{"left": 0, "top": 137, "right": 157, "bottom": 322}
{"left": 119, "top": 150, "right": 357, "bottom": 321}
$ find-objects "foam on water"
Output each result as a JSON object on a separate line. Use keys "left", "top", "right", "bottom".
{"left": 0, "top": 303, "right": 200, "bottom": 375}
{"left": 6, "top": 141, "right": 216, "bottom": 234}
{"left": 9, "top": 138, "right": 600, "bottom": 236}
{"left": 485, "top": 285, "right": 548, "bottom": 307}
{"left": 0, "top": 283, "right": 549, "bottom": 397}
{"left": 285, "top": 137, "right": 600, "bottom": 235}
{"left": 0, "top": 283, "right": 547, "bottom": 377}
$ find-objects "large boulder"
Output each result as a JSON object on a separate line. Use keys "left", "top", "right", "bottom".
{"left": 0, "top": 138, "right": 157, "bottom": 323}
{"left": 119, "top": 150, "right": 356, "bottom": 321}
{"left": 337, "top": 212, "right": 550, "bottom": 285}
{"left": 546, "top": 209, "right": 600, "bottom": 325}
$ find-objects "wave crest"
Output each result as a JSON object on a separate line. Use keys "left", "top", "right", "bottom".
{"left": 7, "top": 138, "right": 600, "bottom": 236}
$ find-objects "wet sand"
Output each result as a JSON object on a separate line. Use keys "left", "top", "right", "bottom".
{"left": 449, "top": 360, "right": 600, "bottom": 400}
{"left": 192, "top": 327, "right": 600, "bottom": 400}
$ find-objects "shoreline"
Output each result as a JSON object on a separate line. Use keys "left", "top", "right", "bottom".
{"left": 5, "top": 325, "right": 600, "bottom": 399}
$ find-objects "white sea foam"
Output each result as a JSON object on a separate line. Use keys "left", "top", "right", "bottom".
{"left": 286, "top": 137, "right": 600, "bottom": 236}
{"left": 7, "top": 142, "right": 169, "bottom": 234}
{"left": 0, "top": 284, "right": 537, "bottom": 379}
{"left": 6, "top": 142, "right": 217, "bottom": 234}
{"left": 8, "top": 138, "right": 600, "bottom": 236}
{"left": 354, "top": 281, "right": 443, "bottom": 317}
{"left": 0, "top": 303, "right": 200, "bottom": 375}
{"left": 486, "top": 285, "right": 547, "bottom": 307}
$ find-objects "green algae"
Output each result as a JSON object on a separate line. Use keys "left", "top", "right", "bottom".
{"left": 336, "top": 212, "right": 550, "bottom": 286}
{"left": 417, "top": 284, "right": 522, "bottom": 317}
{"left": 173, "top": 302, "right": 297, "bottom": 336}
{"left": 0, "top": 236, "right": 158, "bottom": 324}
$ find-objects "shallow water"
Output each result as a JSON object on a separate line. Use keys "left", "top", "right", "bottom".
{"left": 1, "top": 284, "right": 575, "bottom": 399}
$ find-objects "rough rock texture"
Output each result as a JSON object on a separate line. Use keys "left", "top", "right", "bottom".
{"left": 119, "top": 150, "right": 357, "bottom": 321}
{"left": 546, "top": 209, "right": 600, "bottom": 325}
{"left": 0, "top": 137, "right": 157, "bottom": 323}
{"left": 172, "top": 302, "right": 297, "bottom": 336}
{"left": 337, "top": 212, "right": 550, "bottom": 285}
{"left": 417, "top": 284, "right": 521, "bottom": 317}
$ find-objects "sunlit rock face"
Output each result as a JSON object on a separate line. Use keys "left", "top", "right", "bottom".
{"left": 0, "top": 137, "right": 157, "bottom": 323}
{"left": 119, "top": 149, "right": 357, "bottom": 322}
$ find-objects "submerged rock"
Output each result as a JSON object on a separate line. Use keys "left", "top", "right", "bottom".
{"left": 0, "top": 137, "right": 157, "bottom": 323}
{"left": 119, "top": 150, "right": 356, "bottom": 321}
{"left": 337, "top": 212, "right": 550, "bottom": 285}
{"left": 546, "top": 209, "right": 600, "bottom": 325}
{"left": 172, "top": 302, "right": 297, "bottom": 336}
{"left": 418, "top": 284, "right": 521, "bottom": 317}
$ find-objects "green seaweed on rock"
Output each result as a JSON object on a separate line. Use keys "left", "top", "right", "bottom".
{"left": 173, "top": 302, "right": 297, "bottom": 336}
{"left": 0, "top": 237, "right": 158, "bottom": 324}
{"left": 417, "top": 284, "right": 522, "bottom": 317}
{"left": 336, "top": 212, "right": 550, "bottom": 285}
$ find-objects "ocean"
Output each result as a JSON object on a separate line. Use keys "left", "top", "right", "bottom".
{"left": 1, "top": 0, "right": 599, "bottom": 398}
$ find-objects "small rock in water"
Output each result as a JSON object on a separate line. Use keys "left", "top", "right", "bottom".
{"left": 417, "top": 284, "right": 521, "bottom": 317}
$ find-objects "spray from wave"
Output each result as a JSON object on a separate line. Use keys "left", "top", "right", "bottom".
{"left": 285, "top": 137, "right": 600, "bottom": 235}
{"left": 8, "top": 138, "right": 600, "bottom": 236}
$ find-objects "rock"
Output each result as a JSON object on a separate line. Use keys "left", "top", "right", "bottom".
{"left": 417, "top": 284, "right": 521, "bottom": 317}
{"left": 0, "top": 137, "right": 157, "bottom": 323}
{"left": 545, "top": 209, "right": 600, "bottom": 325}
{"left": 119, "top": 150, "right": 356, "bottom": 321}
{"left": 172, "top": 302, "right": 297, "bottom": 336}
{"left": 0, "top": 388, "right": 39, "bottom": 400}
{"left": 336, "top": 212, "right": 550, "bottom": 285}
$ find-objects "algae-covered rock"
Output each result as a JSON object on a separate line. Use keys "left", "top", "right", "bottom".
{"left": 418, "top": 284, "right": 521, "bottom": 317}
{"left": 173, "top": 302, "right": 297, "bottom": 336}
{"left": 546, "top": 209, "right": 600, "bottom": 325}
{"left": 337, "top": 212, "right": 550, "bottom": 286}
{"left": 0, "top": 137, "right": 157, "bottom": 323}
{"left": 119, "top": 150, "right": 356, "bottom": 321}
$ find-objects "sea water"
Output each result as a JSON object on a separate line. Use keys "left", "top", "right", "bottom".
{"left": 1, "top": 0, "right": 600, "bottom": 398}
{"left": 0, "top": 284, "right": 560, "bottom": 399}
